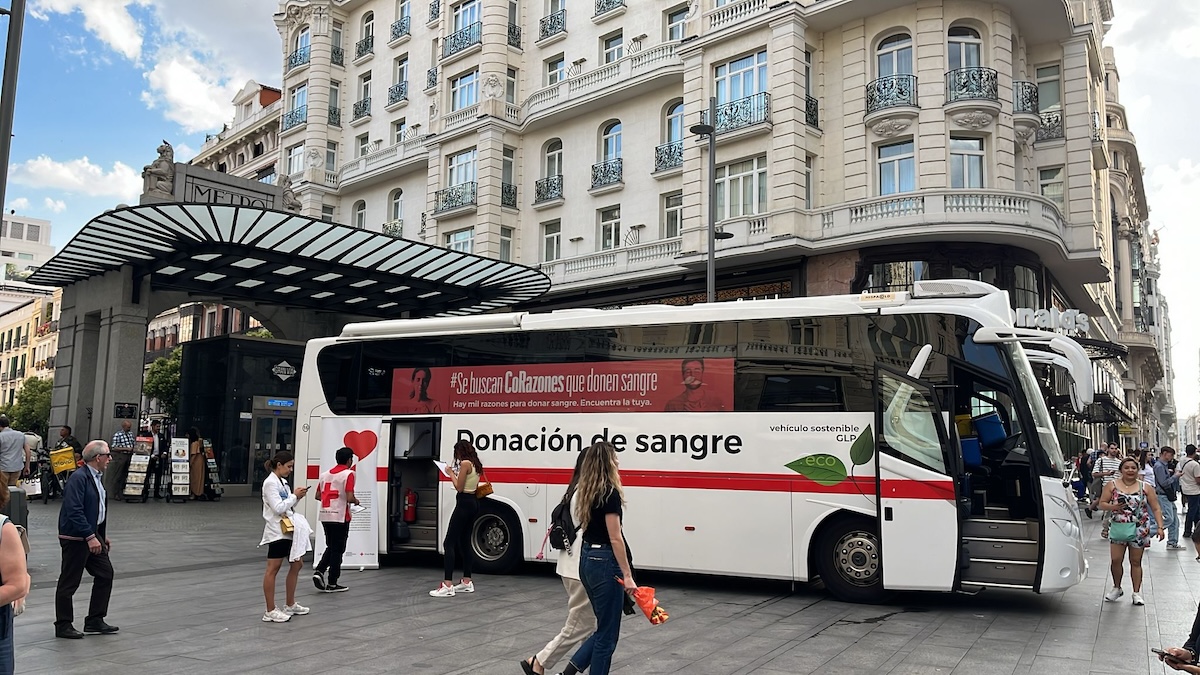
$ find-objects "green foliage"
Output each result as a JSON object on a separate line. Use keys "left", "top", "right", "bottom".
{"left": 9, "top": 377, "right": 52, "bottom": 438}
{"left": 243, "top": 327, "right": 274, "bottom": 339}
{"left": 849, "top": 425, "right": 874, "bottom": 466}
{"left": 785, "top": 454, "right": 848, "bottom": 486}
{"left": 143, "top": 347, "right": 182, "bottom": 417}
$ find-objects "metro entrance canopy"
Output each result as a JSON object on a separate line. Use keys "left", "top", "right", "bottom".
{"left": 29, "top": 203, "right": 550, "bottom": 317}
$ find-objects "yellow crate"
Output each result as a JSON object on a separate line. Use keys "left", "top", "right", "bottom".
{"left": 50, "top": 448, "right": 76, "bottom": 474}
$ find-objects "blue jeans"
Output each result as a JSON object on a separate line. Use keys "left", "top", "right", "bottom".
{"left": 568, "top": 546, "right": 625, "bottom": 675}
{"left": 1185, "top": 494, "right": 1200, "bottom": 536}
{"left": 1159, "top": 493, "right": 1180, "bottom": 545}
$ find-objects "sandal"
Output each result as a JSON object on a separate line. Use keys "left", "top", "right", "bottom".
{"left": 519, "top": 658, "right": 537, "bottom": 675}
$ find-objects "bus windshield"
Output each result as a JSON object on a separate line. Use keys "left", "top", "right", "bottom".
{"left": 1005, "top": 342, "right": 1066, "bottom": 477}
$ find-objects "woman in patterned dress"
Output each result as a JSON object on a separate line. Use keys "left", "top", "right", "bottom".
{"left": 1099, "top": 456, "right": 1164, "bottom": 606}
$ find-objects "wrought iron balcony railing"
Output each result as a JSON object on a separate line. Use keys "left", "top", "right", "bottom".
{"left": 1013, "top": 81, "right": 1038, "bottom": 115}
{"left": 805, "top": 95, "right": 819, "bottom": 128}
{"left": 328, "top": 107, "right": 341, "bottom": 127}
{"left": 508, "top": 23, "right": 522, "bottom": 49}
{"left": 701, "top": 92, "right": 771, "bottom": 133}
{"left": 442, "top": 22, "right": 482, "bottom": 59}
{"left": 353, "top": 97, "right": 371, "bottom": 120}
{"left": 945, "top": 67, "right": 998, "bottom": 103}
{"left": 654, "top": 140, "right": 682, "bottom": 171}
{"left": 1092, "top": 111, "right": 1103, "bottom": 142}
{"left": 1036, "top": 110, "right": 1064, "bottom": 141}
{"left": 355, "top": 35, "right": 374, "bottom": 60}
{"left": 282, "top": 105, "right": 307, "bottom": 131}
{"left": 429, "top": 0, "right": 441, "bottom": 23}
{"left": 382, "top": 219, "right": 403, "bottom": 238}
{"left": 435, "top": 181, "right": 478, "bottom": 212}
{"left": 535, "top": 175, "right": 564, "bottom": 202}
{"left": 865, "top": 74, "right": 918, "bottom": 114}
{"left": 391, "top": 17, "right": 411, "bottom": 41}
{"left": 594, "top": 0, "right": 624, "bottom": 17}
{"left": 591, "top": 158, "right": 623, "bottom": 189}
{"left": 539, "top": 10, "right": 566, "bottom": 41}
{"left": 287, "top": 46, "right": 310, "bottom": 71}
{"left": 501, "top": 183, "right": 518, "bottom": 208}
{"left": 426, "top": 66, "right": 438, "bottom": 89}
{"left": 331, "top": 45, "right": 345, "bottom": 66}
{"left": 388, "top": 81, "right": 409, "bottom": 106}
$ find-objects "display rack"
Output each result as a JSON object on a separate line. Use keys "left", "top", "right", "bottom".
{"left": 203, "top": 441, "right": 222, "bottom": 501}
{"left": 122, "top": 435, "right": 153, "bottom": 503}
{"left": 169, "top": 438, "right": 189, "bottom": 503}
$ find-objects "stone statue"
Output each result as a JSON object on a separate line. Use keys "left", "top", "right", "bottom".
{"left": 142, "top": 140, "right": 175, "bottom": 198}
{"left": 278, "top": 172, "right": 301, "bottom": 212}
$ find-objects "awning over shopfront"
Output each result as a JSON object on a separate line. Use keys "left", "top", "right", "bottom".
{"left": 29, "top": 204, "right": 550, "bottom": 317}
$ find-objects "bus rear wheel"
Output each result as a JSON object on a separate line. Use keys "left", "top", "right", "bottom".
{"left": 469, "top": 501, "right": 523, "bottom": 574}
{"left": 815, "top": 514, "right": 887, "bottom": 604}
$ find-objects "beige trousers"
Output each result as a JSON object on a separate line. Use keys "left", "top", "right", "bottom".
{"left": 535, "top": 577, "right": 596, "bottom": 670}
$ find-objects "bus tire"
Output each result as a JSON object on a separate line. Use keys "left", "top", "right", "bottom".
{"left": 814, "top": 514, "right": 887, "bottom": 604}
{"left": 468, "top": 500, "right": 523, "bottom": 574}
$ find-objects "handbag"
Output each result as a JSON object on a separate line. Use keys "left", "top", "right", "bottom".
{"left": 1109, "top": 520, "right": 1137, "bottom": 543}
{"left": 474, "top": 473, "right": 494, "bottom": 499}
{"left": 280, "top": 515, "right": 295, "bottom": 534}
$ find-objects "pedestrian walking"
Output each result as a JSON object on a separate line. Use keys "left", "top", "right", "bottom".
{"left": 0, "top": 417, "right": 28, "bottom": 488}
{"left": 0, "top": 477, "right": 29, "bottom": 674}
{"left": 54, "top": 440, "right": 118, "bottom": 639}
{"left": 186, "top": 428, "right": 206, "bottom": 500}
{"left": 1183, "top": 445, "right": 1200, "bottom": 539}
{"left": 1091, "top": 443, "right": 1123, "bottom": 531}
{"left": 1100, "top": 457, "right": 1165, "bottom": 605}
{"left": 106, "top": 420, "right": 135, "bottom": 496}
{"left": 260, "top": 451, "right": 310, "bottom": 622}
{"left": 521, "top": 447, "right": 597, "bottom": 675}
{"left": 312, "top": 446, "right": 359, "bottom": 593}
{"left": 430, "top": 440, "right": 482, "bottom": 598}
{"left": 1155, "top": 447, "right": 1185, "bottom": 550}
{"left": 562, "top": 441, "right": 636, "bottom": 675}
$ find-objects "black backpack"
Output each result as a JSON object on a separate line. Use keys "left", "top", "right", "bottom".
{"left": 548, "top": 487, "right": 578, "bottom": 551}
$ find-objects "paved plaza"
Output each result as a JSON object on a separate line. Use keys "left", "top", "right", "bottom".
{"left": 7, "top": 496, "right": 1196, "bottom": 674}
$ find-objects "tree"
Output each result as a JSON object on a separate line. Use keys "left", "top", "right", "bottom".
{"left": 243, "top": 327, "right": 274, "bottom": 339}
{"left": 143, "top": 347, "right": 182, "bottom": 417}
{"left": 10, "top": 377, "right": 52, "bottom": 438}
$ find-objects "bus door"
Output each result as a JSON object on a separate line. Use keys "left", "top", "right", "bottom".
{"left": 874, "top": 366, "right": 962, "bottom": 591}
{"left": 388, "top": 419, "right": 442, "bottom": 553}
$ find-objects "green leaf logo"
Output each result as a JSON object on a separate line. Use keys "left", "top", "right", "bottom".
{"left": 785, "top": 454, "right": 848, "bottom": 486}
{"left": 850, "top": 425, "right": 874, "bottom": 467}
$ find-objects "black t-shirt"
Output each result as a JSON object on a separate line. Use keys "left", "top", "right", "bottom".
{"left": 582, "top": 488, "right": 622, "bottom": 545}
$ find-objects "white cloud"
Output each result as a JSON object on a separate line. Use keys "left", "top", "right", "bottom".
{"left": 6, "top": 198, "right": 29, "bottom": 212}
{"left": 174, "top": 142, "right": 196, "bottom": 163}
{"left": 9, "top": 155, "right": 141, "bottom": 202}
{"left": 140, "top": 51, "right": 242, "bottom": 133}
{"left": 30, "top": 0, "right": 148, "bottom": 61}
{"left": 42, "top": 198, "right": 67, "bottom": 214}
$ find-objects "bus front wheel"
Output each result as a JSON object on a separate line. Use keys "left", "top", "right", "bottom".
{"left": 469, "top": 501, "right": 523, "bottom": 574}
{"left": 814, "top": 514, "right": 887, "bottom": 604}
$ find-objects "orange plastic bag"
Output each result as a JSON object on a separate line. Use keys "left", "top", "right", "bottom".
{"left": 628, "top": 585, "right": 669, "bottom": 625}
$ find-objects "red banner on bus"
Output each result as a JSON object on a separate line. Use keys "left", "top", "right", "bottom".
{"left": 391, "top": 359, "right": 734, "bottom": 414}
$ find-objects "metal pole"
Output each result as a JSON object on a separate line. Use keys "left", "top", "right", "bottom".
{"left": 705, "top": 96, "right": 717, "bottom": 304}
{"left": 0, "top": 0, "right": 26, "bottom": 224}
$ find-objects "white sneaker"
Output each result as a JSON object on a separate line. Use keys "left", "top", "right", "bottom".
{"left": 1104, "top": 587, "right": 1124, "bottom": 602}
{"left": 1132, "top": 593, "right": 1145, "bottom": 606}
{"left": 429, "top": 583, "right": 455, "bottom": 598}
{"left": 283, "top": 602, "right": 310, "bottom": 615}
{"left": 261, "top": 608, "right": 291, "bottom": 622}
{"left": 452, "top": 580, "right": 475, "bottom": 593}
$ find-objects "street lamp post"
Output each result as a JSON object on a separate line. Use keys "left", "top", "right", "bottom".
{"left": 0, "top": 0, "right": 26, "bottom": 222}
{"left": 690, "top": 96, "right": 732, "bottom": 304}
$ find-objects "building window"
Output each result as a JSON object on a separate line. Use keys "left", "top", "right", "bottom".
{"left": 601, "top": 121, "right": 621, "bottom": 161}
{"left": 804, "top": 154, "right": 815, "bottom": 208}
{"left": 353, "top": 201, "right": 367, "bottom": 229}
{"left": 453, "top": 0, "right": 481, "bottom": 30}
{"left": 394, "top": 55, "right": 409, "bottom": 84}
{"left": 321, "top": 205, "right": 335, "bottom": 223}
{"left": 666, "top": 6, "right": 687, "bottom": 41}
{"left": 25, "top": 224, "right": 39, "bottom": 241}
{"left": 446, "top": 228, "right": 474, "bottom": 253}
{"left": 1036, "top": 65, "right": 1061, "bottom": 112}
{"left": 666, "top": 101, "right": 684, "bottom": 143}
{"left": 877, "top": 141, "right": 915, "bottom": 195}
{"left": 357, "top": 134, "right": 370, "bottom": 157}
{"left": 599, "top": 206, "right": 621, "bottom": 250}
{"left": 715, "top": 50, "right": 767, "bottom": 105}
{"left": 451, "top": 70, "right": 479, "bottom": 110}
{"left": 289, "top": 82, "right": 307, "bottom": 111}
{"left": 546, "top": 55, "right": 565, "bottom": 85}
{"left": 362, "top": 11, "right": 375, "bottom": 38}
{"left": 505, "top": 67, "right": 518, "bottom": 104}
{"left": 545, "top": 139, "right": 563, "bottom": 177}
{"left": 949, "top": 137, "right": 984, "bottom": 188}
{"left": 803, "top": 49, "right": 813, "bottom": 97}
{"left": 325, "top": 141, "right": 337, "bottom": 172}
{"left": 448, "top": 148, "right": 478, "bottom": 185}
{"left": 295, "top": 26, "right": 310, "bottom": 53}
{"left": 1013, "top": 265, "right": 1040, "bottom": 308}
{"left": 947, "top": 26, "right": 982, "bottom": 70}
{"left": 332, "top": 22, "right": 343, "bottom": 49}
{"left": 543, "top": 220, "right": 561, "bottom": 261}
{"left": 1039, "top": 166, "right": 1064, "bottom": 207}
{"left": 602, "top": 32, "right": 623, "bottom": 64}
{"left": 502, "top": 147, "right": 516, "bottom": 185}
{"left": 1112, "top": 151, "right": 1123, "bottom": 171}
{"left": 390, "top": 189, "right": 404, "bottom": 221}
{"left": 716, "top": 156, "right": 767, "bottom": 220}
{"left": 499, "top": 226, "right": 514, "bottom": 261}
{"left": 360, "top": 73, "right": 373, "bottom": 104}
{"left": 877, "top": 33, "right": 913, "bottom": 76}
{"left": 396, "top": 0, "right": 410, "bottom": 19}
{"left": 286, "top": 144, "right": 304, "bottom": 174}
{"left": 663, "top": 191, "right": 683, "bottom": 238}
{"left": 393, "top": 118, "right": 407, "bottom": 144}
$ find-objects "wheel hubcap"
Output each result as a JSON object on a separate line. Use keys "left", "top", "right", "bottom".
{"left": 834, "top": 530, "right": 879, "bottom": 586}
{"left": 471, "top": 514, "right": 509, "bottom": 562}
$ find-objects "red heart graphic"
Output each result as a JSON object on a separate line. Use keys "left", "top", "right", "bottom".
{"left": 343, "top": 430, "right": 378, "bottom": 461}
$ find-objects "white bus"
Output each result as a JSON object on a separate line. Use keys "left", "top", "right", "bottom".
{"left": 294, "top": 279, "right": 1091, "bottom": 603}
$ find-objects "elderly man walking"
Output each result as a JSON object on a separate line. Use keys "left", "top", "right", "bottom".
{"left": 0, "top": 416, "right": 29, "bottom": 486}
{"left": 54, "top": 440, "right": 119, "bottom": 639}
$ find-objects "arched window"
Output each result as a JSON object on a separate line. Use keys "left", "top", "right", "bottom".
{"left": 362, "top": 11, "right": 374, "bottom": 38}
{"left": 947, "top": 26, "right": 982, "bottom": 70}
{"left": 295, "top": 26, "right": 311, "bottom": 52}
{"left": 877, "top": 33, "right": 912, "bottom": 76}
{"left": 601, "top": 121, "right": 622, "bottom": 161}
{"left": 544, "top": 139, "right": 562, "bottom": 177}
{"left": 665, "top": 101, "right": 684, "bottom": 143}
{"left": 353, "top": 200, "right": 367, "bottom": 228}
{"left": 389, "top": 189, "right": 404, "bottom": 221}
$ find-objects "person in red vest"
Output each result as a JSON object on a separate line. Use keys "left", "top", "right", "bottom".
{"left": 312, "top": 447, "right": 359, "bottom": 593}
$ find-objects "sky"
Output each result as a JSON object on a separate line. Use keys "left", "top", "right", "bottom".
{"left": 0, "top": 0, "right": 1194, "bottom": 416}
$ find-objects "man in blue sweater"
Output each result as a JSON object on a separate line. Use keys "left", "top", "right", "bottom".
{"left": 54, "top": 440, "right": 118, "bottom": 639}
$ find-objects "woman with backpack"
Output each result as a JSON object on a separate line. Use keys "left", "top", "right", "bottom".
{"left": 521, "top": 446, "right": 596, "bottom": 675}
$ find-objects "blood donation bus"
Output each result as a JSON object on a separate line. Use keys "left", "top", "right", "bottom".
{"left": 293, "top": 279, "right": 1092, "bottom": 603}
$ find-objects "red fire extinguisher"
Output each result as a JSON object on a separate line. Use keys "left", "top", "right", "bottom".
{"left": 403, "top": 488, "right": 418, "bottom": 523}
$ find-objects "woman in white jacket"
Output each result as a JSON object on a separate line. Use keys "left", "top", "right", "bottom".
{"left": 261, "top": 451, "right": 309, "bottom": 623}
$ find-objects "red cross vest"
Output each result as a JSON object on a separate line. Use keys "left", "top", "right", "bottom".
{"left": 318, "top": 467, "right": 353, "bottom": 523}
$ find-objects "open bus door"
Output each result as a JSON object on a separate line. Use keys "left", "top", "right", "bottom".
{"left": 388, "top": 419, "right": 442, "bottom": 553}
{"left": 874, "top": 365, "right": 963, "bottom": 592}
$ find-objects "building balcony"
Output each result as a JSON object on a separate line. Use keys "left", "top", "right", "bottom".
{"left": 198, "top": 99, "right": 282, "bottom": 154}
{"left": 705, "top": 0, "right": 770, "bottom": 32}
{"left": 442, "top": 103, "right": 479, "bottom": 130}
{"left": 441, "top": 22, "right": 481, "bottom": 60}
{"left": 428, "top": 0, "right": 441, "bottom": 25}
{"left": 508, "top": 23, "right": 522, "bottom": 49}
{"left": 337, "top": 134, "right": 428, "bottom": 189}
{"left": 1119, "top": 326, "right": 1158, "bottom": 353}
{"left": 590, "top": 158, "right": 623, "bottom": 190}
{"left": 1091, "top": 111, "right": 1109, "bottom": 168}
{"left": 865, "top": 74, "right": 918, "bottom": 117}
{"left": 805, "top": 95, "right": 819, "bottom": 128}
{"left": 1036, "top": 110, "right": 1064, "bottom": 142}
{"left": 501, "top": 183, "right": 518, "bottom": 209}
{"left": 282, "top": 105, "right": 307, "bottom": 132}
{"left": 352, "top": 97, "right": 371, "bottom": 122}
{"left": 331, "top": 45, "right": 345, "bottom": 67}
{"left": 701, "top": 92, "right": 770, "bottom": 135}
{"left": 426, "top": 66, "right": 438, "bottom": 91}
{"left": 593, "top": 0, "right": 625, "bottom": 20}
{"left": 286, "top": 46, "right": 310, "bottom": 71}
{"left": 390, "top": 17, "right": 411, "bottom": 43}
{"left": 945, "top": 67, "right": 998, "bottom": 104}
{"left": 534, "top": 175, "right": 564, "bottom": 205}
{"left": 1014, "top": 81, "right": 1039, "bottom": 115}
{"left": 382, "top": 219, "right": 404, "bottom": 238}
{"left": 355, "top": 35, "right": 375, "bottom": 61}
{"left": 539, "top": 9, "right": 566, "bottom": 43}
{"left": 387, "top": 81, "right": 409, "bottom": 107}
{"left": 19, "top": 336, "right": 27, "bottom": 347}
{"left": 328, "top": 106, "right": 341, "bottom": 127}
{"left": 539, "top": 237, "right": 683, "bottom": 288}
{"left": 654, "top": 140, "right": 682, "bottom": 172}
{"left": 435, "top": 181, "right": 477, "bottom": 213}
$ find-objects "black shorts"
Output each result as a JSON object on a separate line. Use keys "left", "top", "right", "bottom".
{"left": 266, "top": 538, "right": 292, "bottom": 559}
